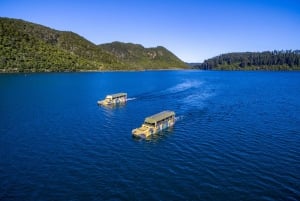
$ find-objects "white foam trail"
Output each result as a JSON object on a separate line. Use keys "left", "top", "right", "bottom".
{"left": 183, "top": 91, "right": 214, "bottom": 108}
{"left": 175, "top": 115, "right": 184, "bottom": 122}
{"left": 126, "top": 97, "right": 136, "bottom": 101}
{"left": 166, "top": 80, "right": 202, "bottom": 93}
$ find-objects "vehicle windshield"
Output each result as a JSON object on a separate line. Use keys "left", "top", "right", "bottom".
{"left": 144, "top": 122, "right": 155, "bottom": 127}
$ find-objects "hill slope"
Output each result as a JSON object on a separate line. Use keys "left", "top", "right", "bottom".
{"left": 194, "top": 51, "right": 300, "bottom": 70}
{"left": 0, "top": 17, "right": 188, "bottom": 72}
{"left": 0, "top": 17, "right": 121, "bottom": 72}
{"left": 99, "top": 42, "right": 188, "bottom": 70}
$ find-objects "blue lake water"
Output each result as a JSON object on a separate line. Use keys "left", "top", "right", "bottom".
{"left": 0, "top": 70, "right": 300, "bottom": 200}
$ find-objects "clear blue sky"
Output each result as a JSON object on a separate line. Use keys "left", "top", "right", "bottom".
{"left": 1, "top": 0, "right": 300, "bottom": 62}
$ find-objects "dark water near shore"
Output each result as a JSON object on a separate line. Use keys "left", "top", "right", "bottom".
{"left": 0, "top": 70, "right": 300, "bottom": 200}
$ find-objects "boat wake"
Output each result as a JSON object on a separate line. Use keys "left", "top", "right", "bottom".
{"left": 128, "top": 80, "right": 214, "bottom": 113}
{"left": 133, "top": 80, "right": 204, "bottom": 101}
{"left": 126, "top": 97, "right": 137, "bottom": 101}
{"left": 175, "top": 115, "right": 184, "bottom": 122}
{"left": 183, "top": 91, "right": 214, "bottom": 105}
{"left": 165, "top": 80, "right": 203, "bottom": 93}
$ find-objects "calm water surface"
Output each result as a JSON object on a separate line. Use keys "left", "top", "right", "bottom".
{"left": 0, "top": 70, "right": 300, "bottom": 200}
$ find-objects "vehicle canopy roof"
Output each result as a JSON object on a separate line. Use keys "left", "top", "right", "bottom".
{"left": 144, "top": 110, "right": 175, "bottom": 124}
{"left": 106, "top": 93, "right": 127, "bottom": 99}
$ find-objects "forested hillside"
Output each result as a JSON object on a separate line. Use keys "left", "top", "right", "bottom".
{"left": 99, "top": 42, "right": 188, "bottom": 70}
{"left": 195, "top": 51, "right": 300, "bottom": 70}
{"left": 0, "top": 17, "right": 188, "bottom": 72}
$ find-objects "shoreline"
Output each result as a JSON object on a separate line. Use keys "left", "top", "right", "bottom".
{"left": 1, "top": 68, "right": 299, "bottom": 74}
{"left": 0, "top": 68, "right": 190, "bottom": 74}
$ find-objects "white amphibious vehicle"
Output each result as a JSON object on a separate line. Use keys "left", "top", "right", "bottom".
{"left": 97, "top": 93, "right": 127, "bottom": 106}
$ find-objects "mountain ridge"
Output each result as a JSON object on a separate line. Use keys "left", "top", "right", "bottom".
{"left": 193, "top": 51, "right": 300, "bottom": 70}
{"left": 0, "top": 17, "right": 188, "bottom": 72}
{"left": 99, "top": 41, "right": 187, "bottom": 70}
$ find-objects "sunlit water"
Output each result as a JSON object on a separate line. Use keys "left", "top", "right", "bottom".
{"left": 0, "top": 70, "right": 299, "bottom": 200}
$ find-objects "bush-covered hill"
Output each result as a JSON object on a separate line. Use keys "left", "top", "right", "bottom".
{"left": 99, "top": 42, "right": 188, "bottom": 70}
{"left": 0, "top": 17, "right": 188, "bottom": 72}
{"left": 194, "top": 51, "right": 300, "bottom": 70}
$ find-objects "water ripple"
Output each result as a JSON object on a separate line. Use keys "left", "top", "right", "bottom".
{"left": 1, "top": 71, "right": 300, "bottom": 200}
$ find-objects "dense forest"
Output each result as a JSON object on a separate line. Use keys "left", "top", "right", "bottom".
{"left": 194, "top": 50, "right": 300, "bottom": 70}
{"left": 0, "top": 17, "right": 188, "bottom": 72}
{"left": 99, "top": 42, "right": 187, "bottom": 69}
{"left": 2, "top": 17, "right": 299, "bottom": 72}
